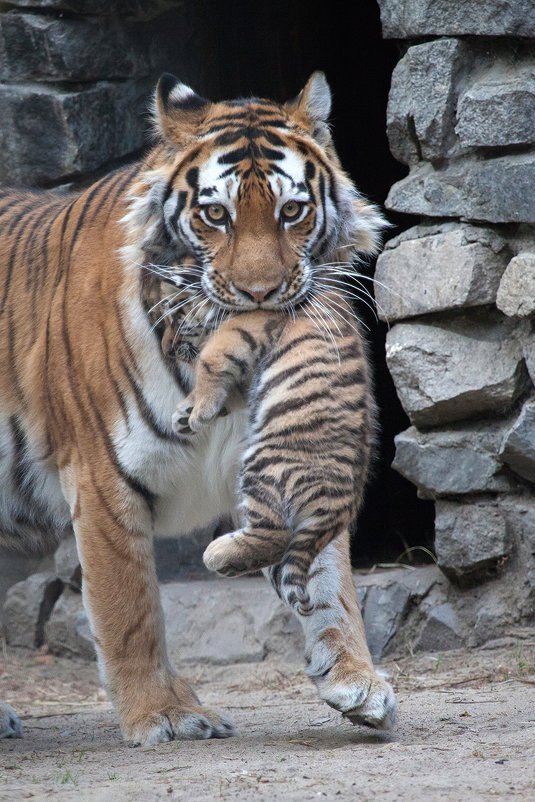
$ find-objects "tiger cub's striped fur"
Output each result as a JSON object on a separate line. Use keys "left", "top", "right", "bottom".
{"left": 172, "top": 299, "right": 372, "bottom": 616}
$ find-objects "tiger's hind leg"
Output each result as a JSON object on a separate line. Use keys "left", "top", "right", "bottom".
{"left": 265, "top": 529, "right": 397, "bottom": 730}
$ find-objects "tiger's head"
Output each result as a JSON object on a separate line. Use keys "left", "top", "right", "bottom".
{"left": 124, "top": 72, "right": 385, "bottom": 321}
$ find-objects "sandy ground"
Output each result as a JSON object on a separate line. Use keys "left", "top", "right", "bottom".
{"left": 1, "top": 633, "right": 534, "bottom": 801}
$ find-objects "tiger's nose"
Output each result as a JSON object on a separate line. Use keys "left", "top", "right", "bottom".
{"left": 233, "top": 282, "right": 282, "bottom": 304}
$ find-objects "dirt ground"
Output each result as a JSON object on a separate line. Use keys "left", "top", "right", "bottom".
{"left": 1, "top": 633, "right": 534, "bottom": 801}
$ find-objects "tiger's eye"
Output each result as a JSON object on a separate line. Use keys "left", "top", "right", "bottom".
{"left": 205, "top": 204, "right": 227, "bottom": 224}
{"left": 281, "top": 200, "right": 302, "bottom": 221}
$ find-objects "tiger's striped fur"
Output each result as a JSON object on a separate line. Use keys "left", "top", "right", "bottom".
{"left": 172, "top": 298, "right": 372, "bottom": 616}
{"left": 0, "top": 72, "right": 396, "bottom": 744}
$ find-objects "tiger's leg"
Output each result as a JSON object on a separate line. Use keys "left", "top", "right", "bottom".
{"left": 66, "top": 465, "right": 235, "bottom": 746}
{"left": 265, "top": 529, "right": 397, "bottom": 729}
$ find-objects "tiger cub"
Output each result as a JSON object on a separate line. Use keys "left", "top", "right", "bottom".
{"left": 172, "top": 294, "right": 373, "bottom": 616}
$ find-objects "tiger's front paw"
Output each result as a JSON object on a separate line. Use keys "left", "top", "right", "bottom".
{"left": 120, "top": 677, "right": 236, "bottom": 746}
{"left": 124, "top": 703, "right": 236, "bottom": 747}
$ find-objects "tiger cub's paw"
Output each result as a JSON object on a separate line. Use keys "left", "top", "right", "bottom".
{"left": 172, "top": 397, "right": 195, "bottom": 436}
{"left": 203, "top": 531, "right": 258, "bottom": 577}
{"left": 172, "top": 392, "right": 228, "bottom": 436}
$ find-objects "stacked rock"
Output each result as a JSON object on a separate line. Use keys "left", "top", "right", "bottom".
{"left": 376, "top": 1, "right": 535, "bottom": 617}
{"left": 0, "top": 0, "right": 194, "bottom": 186}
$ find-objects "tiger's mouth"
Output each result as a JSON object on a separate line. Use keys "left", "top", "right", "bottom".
{"left": 143, "top": 260, "right": 314, "bottom": 350}
{"left": 199, "top": 266, "right": 312, "bottom": 315}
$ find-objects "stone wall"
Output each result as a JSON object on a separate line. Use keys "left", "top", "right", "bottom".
{"left": 0, "top": 0, "right": 206, "bottom": 187}
{"left": 376, "top": 0, "right": 535, "bottom": 636}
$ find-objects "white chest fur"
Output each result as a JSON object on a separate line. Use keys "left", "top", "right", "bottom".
{"left": 114, "top": 294, "right": 248, "bottom": 536}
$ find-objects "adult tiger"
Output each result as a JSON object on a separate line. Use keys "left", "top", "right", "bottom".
{"left": 0, "top": 72, "right": 396, "bottom": 745}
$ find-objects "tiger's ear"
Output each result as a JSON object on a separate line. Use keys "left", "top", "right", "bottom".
{"left": 285, "top": 72, "right": 332, "bottom": 145}
{"left": 153, "top": 73, "right": 210, "bottom": 143}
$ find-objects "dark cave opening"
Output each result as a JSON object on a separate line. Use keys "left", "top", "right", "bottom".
{"left": 183, "top": 0, "right": 435, "bottom": 568}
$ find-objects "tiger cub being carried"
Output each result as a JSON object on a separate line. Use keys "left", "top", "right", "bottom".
{"left": 172, "top": 298, "right": 372, "bottom": 616}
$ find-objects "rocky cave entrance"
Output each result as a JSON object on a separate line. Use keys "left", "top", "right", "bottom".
{"left": 193, "top": 0, "right": 436, "bottom": 569}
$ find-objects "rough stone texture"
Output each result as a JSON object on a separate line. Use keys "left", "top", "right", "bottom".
{"left": 503, "top": 495, "right": 535, "bottom": 556}
{"left": 6, "top": 0, "right": 178, "bottom": 20}
{"left": 357, "top": 566, "right": 442, "bottom": 658}
{"left": 524, "top": 330, "right": 535, "bottom": 387}
{"left": 414, "top": 603, "right": 463, "bottom": 652}
{"left": 162, "top": 578, "right": 304, "bottom": 666}
{"left": 54, "top": 535, "right": 81, "bottom": 591}
{"left": 393, "top": 421, "right": 517, "bottom": 499}
{"left": 499, "top": 399, "right": 535, "bottom": 483}
{"left": 434, "top": 500, "right": 513, "bottom": 586}
{"left": 0, "top": 79, "right": 150, "bottom": 185}
{"left": 502, "top": 496, "right": 535, "bottom": 612}
{"left": 6, "top": 568, "right": 447, "bottom": 662}
{"left": 361, "top": 582, "right": 412, "bottom": 660}
{"left": 456, "top": 66, "right": 535, "bottom": 149}
{"left": 45, "top": 591, "right": 95, "bottom": 660}
{"left": 0, "top": 11, "right": 179, "bottom": 82}
{"left": 3, "top": 573, "right": 62, "bottom": 648}
{"left": 387, "top": 39, "right": 471, "bottom": 165}
{"left": 375, "top": 223, "right": 509, "bottom": 322}
{"left": 377, "top": 0, "right": 535, "bottom": 38}
{"left": 496, "top": 253, "right": 535, "bottom": 318}
{"left": 386, "top": 154, "right": 535, "bottom": 224}
{"left": 0, "top": 550, "right": 53, "bottom": 631}
{"left": 385, "top": 313, "right": 529, "bottom": 427}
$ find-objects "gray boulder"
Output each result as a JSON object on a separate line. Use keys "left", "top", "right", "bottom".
{"left": 375, "top": 223, "right": 509, "bottom": 322}
{"left": 434, "top": 499, "right": 513, "bottom": 585}
{"left": 377, "top": 0, "right": 535, "bottom": 38}
{"left": 357, "top": 566, "right": 441, "bottom": 659}
{"left": 393, "top": 421, "right": 516, "bottom": 498}
{"left": 499, "top": 399, "right": 535, "bottom": 483}
{"left": 3, "top": 573, "right": 63, "bottom": 648}
{"left": 415, "top": 603, "right": 464, "bottom": 652}
{"left": 361, "top": 582, "right": 412, "bottom": 660}
{"left": 162, "top": 578, "right": 304, "bottom": 666}
{"left": 386, "top": 154, "right": 535, "bottom": 224}
{"left": 45, "top": 591, "right": 95, "bottom": 660}
{"left": 385, "top": 313, "right": 529, "bottom": 427}
{"left": 524, "top": 331, "right": 535, "bottom": 387}
{"left": 496, "top": 253, "right": 535, "bottom": 318}
{"left": 387, "top": 39, "right": 471, "bottom": 165}
{"left": 54, "top": 535, "right": 81, "bottom": 591}
{"left": 456, "top": 66, "right": 535, "bottom": 149}
{"left": 0, "top": 79, "right": 150, "bottom": 185}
